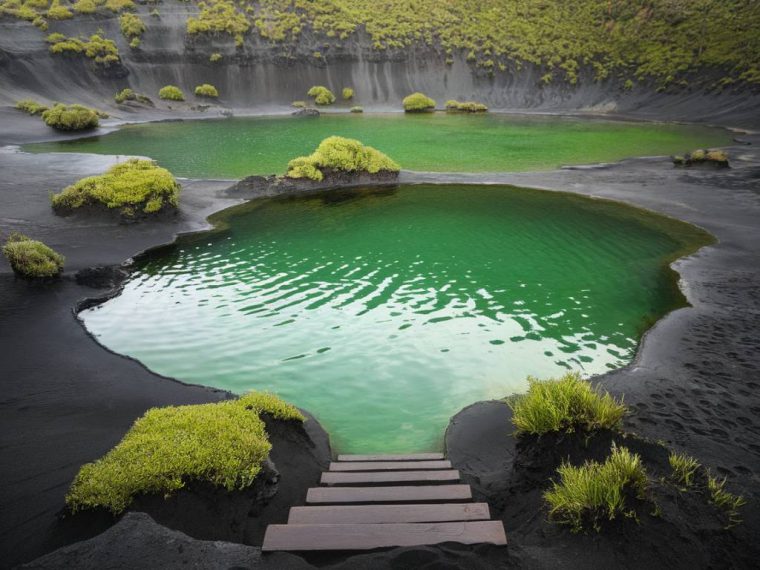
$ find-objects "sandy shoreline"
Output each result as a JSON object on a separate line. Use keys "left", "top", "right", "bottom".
{"left": 1, "top": 107, "right": 759, "bottom": 567}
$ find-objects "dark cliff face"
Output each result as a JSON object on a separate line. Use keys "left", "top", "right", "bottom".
{"left": 1, "top": 3, "right": 759, "bottom": 128}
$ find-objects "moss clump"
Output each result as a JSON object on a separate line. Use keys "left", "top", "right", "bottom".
{"left": 47, "top": 33, "right": 121, "bottom": 66}
{"left": 350, "top": 105, "right": 363, "bottom": 113}
{"left": 2, "top": 233, "right": 65, "bottom": 279}
{"left": 673, "top": 149, "right": 729, "bottom": 168}
{"left": 52, "top": 159, "right": 181, "bottom": 218}
{"left": 194, "top": 83, "right": 219, "bottom": 98}
{"left": 41, "top": 103, "right": 99, "bottom": 131}
{"left": 105, "top": 0, "right": 135, "bottom": 13}
{"left": 46, "top": 0, "right": 73, "bottom": 19}
{"left": 307, "top": 85, "right": 336, "bottom": 106}
{"left": 158, "top": 85, "right": 185, "bottom": 101}
{"left": 71, "top": 0, "right": 97, "bottom": 14}
{"left": 209, "top": 52, "right": 222, "bottom": 62}
{"left": 291, "top": 100, "right": 306, "bottom": 108}
{"left": 445, "top": 99, "right": 488, "bottom": 113}
{"left": 15, "top": 98, "right": 48, "bottom": 115}
{"left": 286, "top": 136, "right": 400, "bottom": 182}
{"left": 65, "top": 391, "right": 303, "bottom": 514}
{"left": 342, "top": 87, "right": 354, "bottom": 100}
{"left": 402, "top": 92, "right": 435, "bottom": 112}
{"left": 545, "top": 444, "right": 648, "bottom": 533}
{"left": 119, "top": 12, "right": 145, "bottom": 39}
{"left": 508, "top": 372, "right": 627, "bottom": 435}
{"left": 187, "top": 0, "right": 249, "bottom": 47}
{"left": 114, "top": 88, "right": 151, "bottom": 105}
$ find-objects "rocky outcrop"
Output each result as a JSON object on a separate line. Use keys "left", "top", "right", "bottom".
{"left": 229, "top": 170, "right": 400, "bottom": 199}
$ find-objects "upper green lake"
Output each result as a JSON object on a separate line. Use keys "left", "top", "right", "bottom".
{"left": 80, "top": 184, "right": 711, "bottom": 452}
{"left": 26, "top": 113, "right": 730, "bottom": 178}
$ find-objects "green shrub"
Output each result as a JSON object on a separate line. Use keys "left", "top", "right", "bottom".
{"left": 187, "top": 0, "right": 249, "bottom": 47}
{"left": 307, "top": 85, "right": 336, "bottom": 105}
{"left": 291, "top": 100, "right": 306, "bottom": 108}
{"left": 47, "top": 33, "right": 121, "bottom": 66}
{"left": 342, "top": 87, "right": 354, "bottom": 100}
{"left": 707, "top": 473, "right": 746, "bottom": 528}
{"left": 105, "top": 0, "right": 135, "bottom": 13}
{"left": 350, "top": 105, "right": 363, "bottom": 113}
{"left": 445, "top": 99, "right": 488, "bottom": 112}
{"left": 209, "top": 52, "right": 222, "bottom": 62}
{"left": 508, "top": 372, "right": 626, "bottom": 435}
{"left": 402, "top": 92, "right": 435, "bottom": 112}
{"left": 129, "top": 37, "right": 140, "bottom": 49}
{"left": 46, "top": 0, "right": 73, "bottom": 19}
{"left": 42, "top": 104, "right": 99, "bottom": 131}
{"left": 65, "top": 391, "right": 303, "bottom": 514}
{"left": 2, "top": 233, "right": 65, "bottom": 279}
{"left": 194, "top": 83, "right": 219, "bottom": 98}
{"left": 119, "top": 13, "right": 145, "bottom": 38}
{"left": 15, "top": 98, "right": 48, "bottom": 115}
{"left": 52, "top": 159, "right": 181, "bottom": 217}
{"left": 114, "top": 88, "right": 150, "bottom": 105}
{"left": 286, "top": 136, "right": 400, "bottom": 182}
{"left": 669, "top": 452, "right": 700, "bottom": 488}
{"left": 71, "top": 0, "right": 97, "bottom": 14}
{"left": 158, "top": 85, "right": 185, "bottom": 101}
{"left": 544, "top": 444, "right": 648, "bottom": 533}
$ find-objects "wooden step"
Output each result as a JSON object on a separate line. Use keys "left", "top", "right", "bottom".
{"left": 288, "top": 503, "right": 492, "bottom": 525}
{"left": 262, "top": 521, "right": 507, "bottom": 551}
{"left": 321, "top": 470, "right": 460, "bottom": 486}
{"left": 329, "top": 460, "right": 452, "bottom": 472}
{"left": 306, "top": 484, "right": 471, "bottom": 504}
{"left": 337, "top": 453, "right": 445, "bottom": 462}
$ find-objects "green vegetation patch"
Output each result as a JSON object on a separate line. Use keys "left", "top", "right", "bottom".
{"left": 46, "top": 32, "right": 121, "bottom": 66}
{"left": 42, "top": 103, "right": 99, "bottom": 131}
{"left": 15, "top": 98, "right": 48, "bottom": 115}
{"left": 307, "top": 85, "right": 336, "bottom": 106}
{"left": 668, "top": 451, "right": 700, "bottom": 488}
{"left": 46, "top": 0, "right": 73, "bottom": 19}
{"left": 342, "top": 87, "right": 354, "bottom": 100}
{"left": 119, "top": 12, "right": 145, "bottom": 39}
{"left": 286, "top": 136, "right": 400, "bottom": 181}
{"left": 545, "top": 444, "right": 648, "bottom": 533}
{"left": 350, "top": 105, "right": 363, "bottom": 113}
{"left": 52, "top": 159, "right": 181, "bottom": 217}
{"left": 66, "top": 392, "right": 304, "bottom": 514}
{"left": 445, "top": 99, "right": 488, "bottom": 113}
{"left": 2, "top": 233, "right": 65, "bottom": 279}
{"left": 403, "top": 92, "right": 435, "bottom": 112}
{"left": 187, "top": 0, "right": 250, "bottom": 47}
{"left": 195, "top": 83, "right": 219, "bottom": 98}
{"left": 707, "top": 472, "right": 746, "bottom": 528}
{"left": 673, "top": 149, "right": 729, "bottom": 168}
{"left": 159, "top": 85, "right": 185, "bottom": 101}
{"left": 508, "top": 372, "right": 627, "bottom": 435}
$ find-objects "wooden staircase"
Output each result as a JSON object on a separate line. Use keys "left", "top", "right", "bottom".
{"left": 262, "top": 452, "right": 507, "bottom": 552}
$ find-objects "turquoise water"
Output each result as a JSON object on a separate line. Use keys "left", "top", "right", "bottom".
{"left": 80, "top": 184, "right": 710, "bottom": 452}
{"left": 26, "top": 113, "right": 730, "bottom": 178}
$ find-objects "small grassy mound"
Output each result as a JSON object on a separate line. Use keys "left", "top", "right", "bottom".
{"left": 545, "top": 444, "right": 648, "bottom": 533}
{"left": 286, "top": 136, "right": 400, "bottom": 181}
{"left": 350, "top": 105, "right": 364, "bottom": 113}
{"left": 15, "top": 98, "right": 48, "bottom": 115}
{"left": 2, "top": 233, "right": 65, "bottom": 279}
{"left": 508, "top": 372, "right": 626, "bottom": 435}
{"left": 403, "top": 92, "right": 435, "bottom": 112}
{"left": 707, "top": 472, "right": 746, "bottom": 528}
{"left": 46, "top": 0, "right": 72, "bottom": 20}
{"left": 673, "top": 149, "right": 729, "bottom": 168}
{"left": 194, "top": 83, "right": 219, "bottom": 98}
{"left": 342, "top": 87, "right": 354, "bottom": 100}
{"left": 158, "top": 85, "right": 185, "bottom": 101}
{"left": 66, "top": 392, "right": 303, "bottom": 514}
{"left": 445, "top": 99, "right": 488, "bottom": 112}
{"left": 41, "top": 103, "right": 99, "bottom": 131}
{"left": 119, "top": 12, "right": 145, "bottom": 39}
{"left": 307, "top": 85, "right": 336, "bottom": 105}
{"left": 52, "top": 159, "right": 181, "bottom": 218}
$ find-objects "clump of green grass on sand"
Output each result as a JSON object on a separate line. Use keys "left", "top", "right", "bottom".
{"left": 668, "top": 451, "right": 700, "bottom": 488}
{"left": 545, "top": 444, "right": 648, "bottom": 533}
{"left": 307, "top": 85, "right": 336, "bottom": 105}
{"left": 158, "top": 85, "right": 185, "bottom": 101}
{"left": 508, "top": 372, "right": 627, "bottom": 435}
{"left": 15, "top": 98, "right": 48, "bottom": 116}
{"left": 41, "top": 103, "right": 99, "bottom": 131}
{"left": 51, "top": 159, "right": 181, "bottom": 218}
{"left": 707, "top": 472, "right": 746, "bottom": 528}
{"left": 445, "top": 99, "right": 488, "bottom": 112}
{"left": 2, "top": 233, "right": 65, "bottom": 279}
{"left": 66, "top": 392, "right": 304, "bottom": 514}
{"left": 194, "top": 83, "right": 219, "bottom": 98}
{"left": 286, "top": 136, "right": 400, "bottom": 182}
{"left": 402, "top": 92, "right": 435, "bottom": 112}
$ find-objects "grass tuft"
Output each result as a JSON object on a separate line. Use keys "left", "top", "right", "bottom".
{"left": 65, "top": 391, "right": 302, "bottom": 514}
{"left": 342, "top": 87, "right": 354, "bottom": 100}
{"left": 194, "top": 83, "right": 219, "bottom": 98}
{"left": 707, "top": 473, "right": 746, "bottom": 528}
{"left": 508, "top": 372, "right": 626, "bottom": 435}
{"left": 2, "top": 233, "right": 65, "bottom": 278}
{"left": 544, "top": 444, "right": 648, "bottom": 532}
{"left": 668, "top": 452, "right": 700, "bottom": 488}
{"left": 15, "top": 98, "right": 48, "bottom": 116}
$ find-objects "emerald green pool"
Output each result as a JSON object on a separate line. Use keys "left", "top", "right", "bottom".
{"left": 26, "top": 113, "right": 730, "bottom": 178}
{"left": 80, "top": 184, "right": 710, "bottom": 452}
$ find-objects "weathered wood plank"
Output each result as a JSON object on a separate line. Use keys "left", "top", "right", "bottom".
{"left": 306, "top": 484, "right": 471, "bottom": 504}
{"left": 329, "top": 460, "right": 452, "bottom": 471}
{"left": 321, "top": 470, "right": 460, "bottom": 485}
{"left": 337, "top": 453, "right": 445, "bottom": 462}
{"left": 288, "top": 503, "right": 491, "bottom": 525}
{"left": 262, "top": 521, "right": 507, "bottom": 551}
